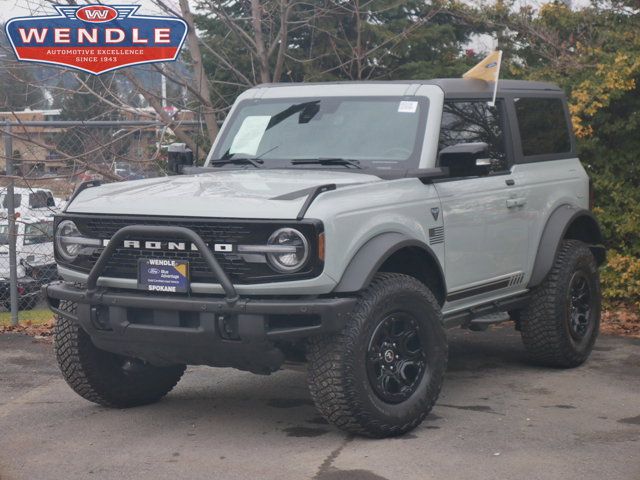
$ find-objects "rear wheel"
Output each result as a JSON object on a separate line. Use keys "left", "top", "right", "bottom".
{"left": 54, "top": 301, "right": 185, "bottom": 407}
{"left": 520, "top": 240, "right": 601, "bottom": 367}
{"left": 307, "top": 273, "right": 447, "bottom": 437}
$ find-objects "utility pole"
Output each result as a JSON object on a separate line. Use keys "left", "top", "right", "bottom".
{"left": 3, "top": 124, "right": 19, "bottom": 326}
{"left": 161, "top": 69, "right": 167, "bottom": 109}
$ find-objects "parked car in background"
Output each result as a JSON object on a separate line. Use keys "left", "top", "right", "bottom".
{"left": 0, "top": 187, "right": 61, "bottom": 219}
{"left": 0, "top": 216, "right": 57, "bottom": 310}
{"left": 114, "top": 162, "right": 145, "bottom": 181}
{"left": 53, "top": 197, "right": 68, "bottom": 211}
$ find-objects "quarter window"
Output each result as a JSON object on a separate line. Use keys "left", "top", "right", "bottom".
{"left": 514, "top": 97, "right": 571, "bottom": 156}
{"left": 439, "top": 101, "right": 508, "bottom": 173}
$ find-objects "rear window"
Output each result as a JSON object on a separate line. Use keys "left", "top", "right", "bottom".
{"left": 514, "top": 97, "right": 571, "bottom": 156}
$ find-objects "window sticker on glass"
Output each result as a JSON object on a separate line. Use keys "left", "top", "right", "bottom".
{"left": 229, "top": 115, "right": 271, "bottom": 155}
{"left": 398, "top": 101, "right": 418, "bottom": 113}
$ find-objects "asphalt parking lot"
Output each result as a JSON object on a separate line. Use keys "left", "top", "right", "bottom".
{"left": 1, "top": 326, "right": 638, "bottom": 480}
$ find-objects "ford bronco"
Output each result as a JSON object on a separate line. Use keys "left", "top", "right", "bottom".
{"left": 45, "top": 79, "right": 605, "bottom": 437}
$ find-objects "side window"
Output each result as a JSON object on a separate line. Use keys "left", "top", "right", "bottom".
{"left": 29, "top": 191, "right": 49, "bottom": 208}
{"left": 514, "top": 97, "right": 571, "bottom": 157}
{"left": 23, "top": 221, "right": 53, "bottom": 245}
{"left": 439, "top": 101, "right": 508, "bottom": 173}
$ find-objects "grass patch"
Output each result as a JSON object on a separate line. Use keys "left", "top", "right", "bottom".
{"left": 0, "top": 308, "right": 53, "bottom": 327}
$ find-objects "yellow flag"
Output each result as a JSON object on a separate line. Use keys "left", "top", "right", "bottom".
{"left": 463, "top": 50, "right": 502, "bottom": 83}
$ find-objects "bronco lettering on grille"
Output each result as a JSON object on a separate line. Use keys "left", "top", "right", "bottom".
{"left": 99, "top": 239, "right": 234, "bottom": 252}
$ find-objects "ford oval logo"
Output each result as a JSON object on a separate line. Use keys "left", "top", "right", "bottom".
{"left": 75, "top": 5, "right": 118, "bottom": 23}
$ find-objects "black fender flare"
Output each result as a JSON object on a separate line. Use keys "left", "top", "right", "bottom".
{"left": 333, "top": 232, "right": 445, "bottom": 295}
{"left": 528, "top": 205, "right": 605, "bottom": 288}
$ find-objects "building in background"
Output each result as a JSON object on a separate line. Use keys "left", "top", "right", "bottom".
{"left": 0, "top": 109, "right": 64, "bottom": 175}
{"left": 0, "top": 108, "right": 200, "bottom": 178}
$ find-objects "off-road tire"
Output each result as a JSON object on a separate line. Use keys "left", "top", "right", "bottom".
{"left": 307, "top": 273, "right": 448, "bottom": 438}
{"left": 520, "top": 240, "right": 601, "bottom": 368}
{"left": 54, "top": 301, "right": 185, "bottom": 407}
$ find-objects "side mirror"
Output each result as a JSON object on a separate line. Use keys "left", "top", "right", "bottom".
{"left": 167, "top": 143, "right": 194, "bottom": 175}
{"left": 438, "top": 142, "right": 491, "bottom": 178}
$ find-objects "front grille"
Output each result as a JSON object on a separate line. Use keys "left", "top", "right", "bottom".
{"left": 59, "top": 214, "right": 323, "bottom": 284}
{"left": 83, "top": 218, "right": 253, "bottom": 243}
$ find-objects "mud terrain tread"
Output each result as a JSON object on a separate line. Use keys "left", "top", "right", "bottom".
{"left": 54, "top": 301, "right": 185, "bottom": 408}
{"left": 307, "top": 273, "right": 447, "bottom": 437}
{"left": 520, "top": 240, "right": 600, "bottom": 368}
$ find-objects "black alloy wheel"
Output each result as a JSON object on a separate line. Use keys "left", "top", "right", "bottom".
{"left": 567, "top": 271, "right": 593, "bottom": 340}
{"left": 366, "top": 313, "right": 427, "bottom": 404}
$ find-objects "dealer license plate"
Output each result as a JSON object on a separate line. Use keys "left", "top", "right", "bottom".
{"left": 138, "top": 259, "right": 190, "bottom": 293}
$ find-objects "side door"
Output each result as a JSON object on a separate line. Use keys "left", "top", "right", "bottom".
{"left": 434, "top": 100, "right": 530, "bottom": 306}
{"left": 508, "top": 95, "right": 585, "bottom": 282}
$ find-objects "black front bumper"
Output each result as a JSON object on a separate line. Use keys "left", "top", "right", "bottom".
{"left": 45, "top": 281, "right": 356, "bottom": 372}
{"left": 45, "top": 224, "right": 355, "bottom": 373}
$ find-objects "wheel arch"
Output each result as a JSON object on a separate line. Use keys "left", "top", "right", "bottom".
{"left": 333, "top": 233, "right": 446, "bottom": 305}
{"left": 529, "top": 205, "right": 606, "bottom": 288}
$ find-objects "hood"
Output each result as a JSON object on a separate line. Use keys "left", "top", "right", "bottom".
{"left": 67, "top": 169, "right": 382, "bottom": 219}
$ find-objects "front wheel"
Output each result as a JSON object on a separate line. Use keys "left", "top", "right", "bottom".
{"left": 307, "top": 273, "right": 448, "bottom": 438}
{"left": 54, "top": 302, "right": 185, "bottom": 407}
{"left": 520, "top": 240, "right": 601, "bottom": 368}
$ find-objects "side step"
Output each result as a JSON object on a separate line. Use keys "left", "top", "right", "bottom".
{"left": 442, "top": 293, "right": 529, "bottom": 329}
{"left": 467, "top": 312, "right": 511, "bottom": 331}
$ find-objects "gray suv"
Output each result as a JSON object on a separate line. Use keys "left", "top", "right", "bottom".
{"left": 46, "top": 79, "right": 605, "bottom": 438}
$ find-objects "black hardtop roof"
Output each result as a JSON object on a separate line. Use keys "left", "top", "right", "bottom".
{"left": 427, "top": 78, "right": 561, "bottom": 95}
{"left": 257, "top": 78, "right": 563, "bottom": 97}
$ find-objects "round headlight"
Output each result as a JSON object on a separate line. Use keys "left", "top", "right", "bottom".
{"left": 55, "top": 220, "right": 84, "bottom": 262}
{"left": 267, "top": 228, "right": 309, "bottom": 273}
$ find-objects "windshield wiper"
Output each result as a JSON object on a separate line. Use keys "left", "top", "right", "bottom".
{"left": 291, "top": 158, "right": 362, "bottom": 169}
{"left": 210, "top": 158, "right": 264, "bottom": 168}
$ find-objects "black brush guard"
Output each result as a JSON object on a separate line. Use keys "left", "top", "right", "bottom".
{"left": 44, "top": 225, "right": 356, "bottom": 373}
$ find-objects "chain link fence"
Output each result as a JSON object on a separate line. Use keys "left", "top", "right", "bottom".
{"left": 0, "top": 118, "right": 206, "bottom": 324}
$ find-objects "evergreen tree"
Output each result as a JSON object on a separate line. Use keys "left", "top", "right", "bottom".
{"left": 60, "top": 74, "right": 117, "bottom": 120}
{"left": 0, "top": 65, "right": 45, "bottom": 111}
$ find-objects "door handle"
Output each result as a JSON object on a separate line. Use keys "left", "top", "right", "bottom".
{"left": 506, "top": 197, "right": 527, "bottom": 209}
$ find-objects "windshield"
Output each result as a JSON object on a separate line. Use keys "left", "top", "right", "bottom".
{"left": 24, "top": 221, "right": 54, "bottom": 245}
{"left": 209, "top": 97, "right": 427, "bottom": 172}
